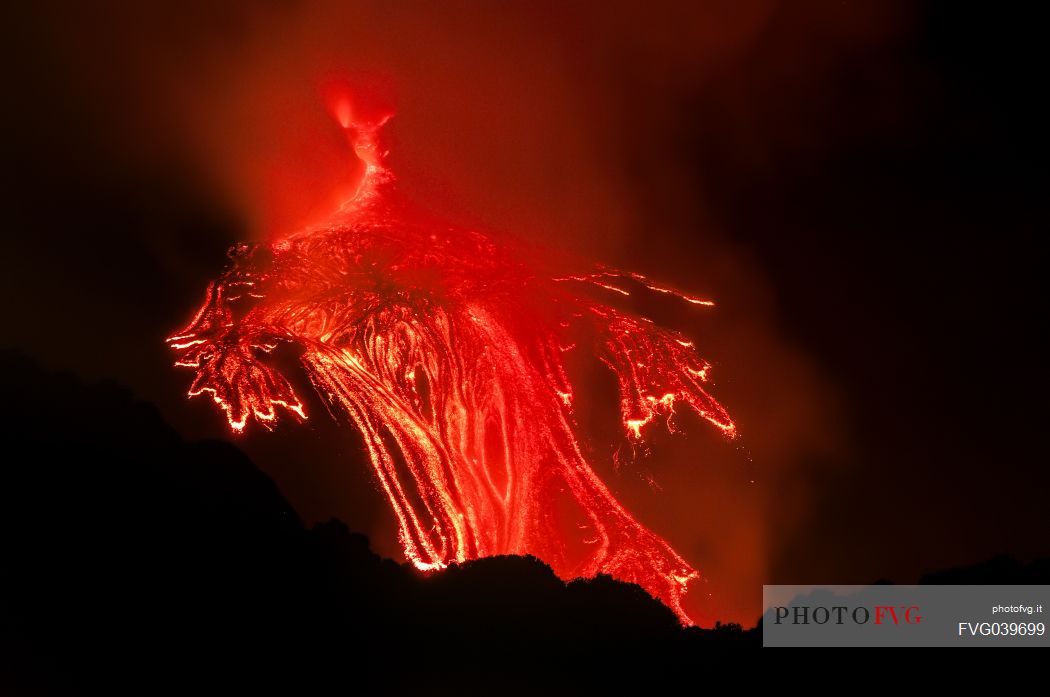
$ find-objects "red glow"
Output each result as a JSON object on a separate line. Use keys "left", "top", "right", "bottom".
{"left": 168, "top": 103, "right": 736, "bottom": 624}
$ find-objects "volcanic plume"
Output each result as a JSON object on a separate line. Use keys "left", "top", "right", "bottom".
{"left": 168, "top": 98, "right": 737, "bottom": 624}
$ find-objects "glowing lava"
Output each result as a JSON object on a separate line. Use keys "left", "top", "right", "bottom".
{"left": 168, "top": 102, "right": 736, "bottom": 624}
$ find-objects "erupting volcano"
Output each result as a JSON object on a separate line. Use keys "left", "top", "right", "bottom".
{"left": 168, "top": 97, "right": 737, "bottom": 624}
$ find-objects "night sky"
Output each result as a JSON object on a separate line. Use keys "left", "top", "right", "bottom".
{"left": 2, "top": 0, "right": 1046, "bottom": 625}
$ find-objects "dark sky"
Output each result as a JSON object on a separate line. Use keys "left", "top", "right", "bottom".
{"left": 1, "top": 0, "right": 1046, "bottom": 624}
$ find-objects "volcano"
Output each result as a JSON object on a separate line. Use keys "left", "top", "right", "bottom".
{"left": 169, "top": 99, "right": 736, "bottom": 623}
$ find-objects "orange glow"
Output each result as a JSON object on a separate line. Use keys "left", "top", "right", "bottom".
{"left": 168, "top": 102, "right": 736, "bottom": 624}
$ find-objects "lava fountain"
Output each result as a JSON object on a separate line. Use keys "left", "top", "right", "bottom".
{"left": 168, "top": 100, "right": 736, "bottom": 624}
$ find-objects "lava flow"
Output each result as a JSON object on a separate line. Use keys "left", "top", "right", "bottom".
{"left": 168, "top": 100, "right": 736, "bottom": 624}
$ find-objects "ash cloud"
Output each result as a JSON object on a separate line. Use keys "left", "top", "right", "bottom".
{"left": 5, "top": 1, "right": 1043, "bottom": 626}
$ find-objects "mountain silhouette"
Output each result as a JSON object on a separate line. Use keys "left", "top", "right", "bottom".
{"left": 0, "top": 350, "right": 754, "bottom": 695}
{"left": 5, "top": 349, "right": 1045, "bottom": 692}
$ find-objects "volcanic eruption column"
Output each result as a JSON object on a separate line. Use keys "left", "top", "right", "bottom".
{"left": 168, "top": 101, "right": 736, "bottom": 623}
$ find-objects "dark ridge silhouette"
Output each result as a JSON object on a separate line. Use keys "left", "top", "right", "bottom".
{"left": 0, "top": 350, "right": 754, "bottom": 696}
{"left": 4, "top": 349, "right": 1045, "bottom": 692}
{"left": 918, "top": 556, "right": 1050, "bottom": 586}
